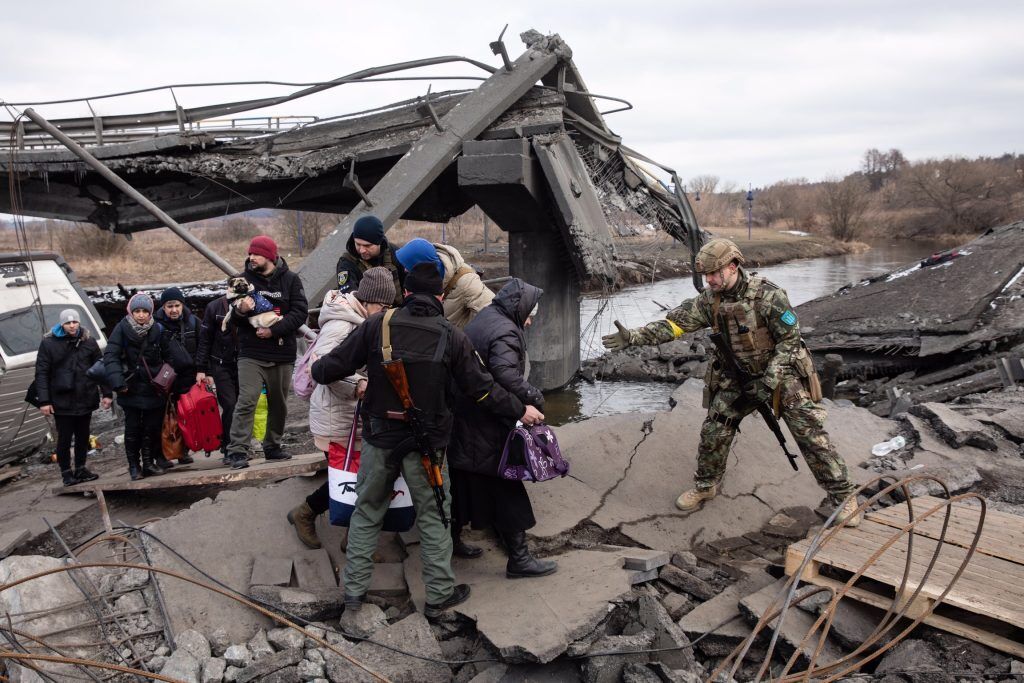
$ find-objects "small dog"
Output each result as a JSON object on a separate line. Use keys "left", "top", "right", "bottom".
{"left": 222, "top": 276, "right": 283, "bottom": 332}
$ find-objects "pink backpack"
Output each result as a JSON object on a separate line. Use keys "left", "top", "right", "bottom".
{"left": 292, "top": 337, "right": 319, "bottom": 400}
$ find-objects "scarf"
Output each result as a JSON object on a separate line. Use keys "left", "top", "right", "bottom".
{"left": 126, "top": 315, "right": 155, "bottom": 338}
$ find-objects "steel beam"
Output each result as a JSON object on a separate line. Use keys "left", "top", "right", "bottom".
{"left": 297, "top": 33, "right": 569, "bottom": 306}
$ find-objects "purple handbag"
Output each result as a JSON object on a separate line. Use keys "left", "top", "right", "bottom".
{"left": 498, "top": 423, "right": 570, "bottom": 482}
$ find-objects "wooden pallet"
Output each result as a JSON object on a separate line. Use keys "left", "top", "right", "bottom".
{"left": 785, "top": 497, "right": 1024, "bottom": 658}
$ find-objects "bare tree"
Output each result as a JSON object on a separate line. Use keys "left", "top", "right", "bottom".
{"left": 279, "top": 211, "right": 342, "bottom": 254}
{"left": 819, "top": 175, "right": 871, "bottom": 241}
{"left": 56, "top": 221, "right": 130, "bottom": 258}
{"left": 902, "top": 158, "right": 1013, "bottom": 234}
{"left": 861, "top": 148, "right": 907, "bottom": 190}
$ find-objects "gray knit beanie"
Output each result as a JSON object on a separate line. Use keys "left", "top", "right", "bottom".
{"left": 127, "top": 292, "right": 154, "bottom": 314}
{"left": 354, "top": 266, "right": 396, "bottom": 306}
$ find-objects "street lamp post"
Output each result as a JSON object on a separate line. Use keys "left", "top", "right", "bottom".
{"left": 746, "top": 186, "right": 754, "bottom": 240}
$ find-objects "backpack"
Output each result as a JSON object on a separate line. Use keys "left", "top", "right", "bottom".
{"left": 497, "top": 423, "right": 570, "bottom": 482}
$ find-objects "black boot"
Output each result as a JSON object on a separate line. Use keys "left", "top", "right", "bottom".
{"left": 451, "top": 525, "right": 483, "bottom": 559}
{"left": 74, "top": 467, "right": 99, "bottom": 483}
{"left": 126, "top": 453, "right": 142, "bottom": 481}
{"left": 141, "top": 446, "right": 166, "bottom": 478}
{"left": 61, "top": 469, "right": 78, "bottom": 486}
{"left": 503, "top": 530, "right": 557, "bottom": 579}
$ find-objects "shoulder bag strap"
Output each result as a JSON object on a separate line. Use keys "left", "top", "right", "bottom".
{"left": 442, "top": 265, "right": 475, "bottom": 299}
{"left": 380, "top": 308, "right": 398, "bottom": 362}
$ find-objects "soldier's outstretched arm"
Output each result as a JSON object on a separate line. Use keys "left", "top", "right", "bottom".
{"left": 601, "top": 298, "right": 710, "bottom": 350}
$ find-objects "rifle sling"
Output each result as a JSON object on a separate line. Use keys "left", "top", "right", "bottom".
{"left": 381, "top": 308, "right": 397, "bottom": 362}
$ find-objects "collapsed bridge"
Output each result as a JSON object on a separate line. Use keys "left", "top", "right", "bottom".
{"left": 1, "top": 29, "right": 702, "bottom": 389}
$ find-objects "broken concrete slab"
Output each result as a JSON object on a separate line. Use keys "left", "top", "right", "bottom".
{"left": 248, "top": 585, "right": 345, "bottom": 622}
{"left": 658, "top": 565, "right": 716, "bottom": 601}
{"left": 404, "top": 537, "right": 632, "bottom": 663}
{"left": 617, "top": 547, "right": 670, "bottom": 572}
{"left": 0, "top": 528, "right": 29, "bottom": 558}
{"left": 874, "top": 639, "right": 949, "bottom": 683}
{"left": 628, "top": 567, "right": 659, "bottom": 585}
{"left": 678, "top": 569, "right": 776, "bottom": 657}
{"left": 339, "top": 603, "right": 389, "bottom": 639}
{"left": 293, "top": 549, "right": 336, "bottom": 589}
{"left": 580, "top": 631, "right": 655, "bottom": 683}
{"left": 235, "top": 647, "right": 303, "bottom": 683}
{"left": 979, "top": 406, "right": 1024, "bottom": 441}
{"left": 326, "top": 613, "right": 451, "bottom": 682}
{"left": 251, "top": 556, "right": 294, "bottom": 587}
{"left": 738, "top": 578, "right": 845, "bottom": 667}
{"left": 910, "top": 403, "right": 998, "bottom": 451}
{"left": 637, "top": 594, "right": 697, "bottom": 671}
{"left": 160, "top": 648, "right": 202, "bottom": 683}
{"left": 813, "top": 597, "right": 895, "bottom": 653}
{"left": 527, "top": 381, "right": 886, "bottom": 552}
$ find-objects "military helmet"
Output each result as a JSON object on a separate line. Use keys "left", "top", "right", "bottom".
{"left": 694, "top": 238, "right": 745, "bottom": 274}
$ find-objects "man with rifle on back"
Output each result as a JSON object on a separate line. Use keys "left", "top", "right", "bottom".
{"left": 602, "top": 238, "right": 861, "bottom": 527}
{"left": 312, "top": 262, "right": 544, "bottom": 619}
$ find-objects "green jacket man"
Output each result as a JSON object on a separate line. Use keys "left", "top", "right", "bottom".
{"left": 602, "top": 238, "right": 861, "bottom": 526}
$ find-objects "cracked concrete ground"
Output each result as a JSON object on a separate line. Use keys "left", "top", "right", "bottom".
{"left": 529, "top": 380, "right": 891, "bottom": 550}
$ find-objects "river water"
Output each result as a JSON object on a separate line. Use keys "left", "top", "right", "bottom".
{"left": 543, "top": 240, "right": 944, "bottom": 424}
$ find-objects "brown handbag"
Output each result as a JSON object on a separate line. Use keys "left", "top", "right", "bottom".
{"left": 161, "top": 399, "right": 187, "bottom": 460}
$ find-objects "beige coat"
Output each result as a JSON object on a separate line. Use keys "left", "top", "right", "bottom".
{"left": 435, "top": 243, "right": 494, "bottom": 329}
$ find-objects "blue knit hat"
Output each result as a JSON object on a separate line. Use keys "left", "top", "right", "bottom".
{"left": 395, "top": 238, "right": 445, "bottom": 279}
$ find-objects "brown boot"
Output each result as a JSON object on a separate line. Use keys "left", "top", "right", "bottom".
{"left": 287, "top": 501, "right": 321, "bottom": 549}
{"left": 675, "top": 484, "right": 718, "bottom": 512}
{"left": 835, "top": 497, "right": 862, "bottom": 528}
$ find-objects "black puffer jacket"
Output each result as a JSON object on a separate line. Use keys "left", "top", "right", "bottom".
{"left": 195, "top": 296, "right": 237, "bottom": 373}
{"left": 34, "top": 328, "right": 108, "bottom": 416}
{"left": 449, "top": 278, "right": 544, "bottom": 475}
{"left": 233, "top": 257, "right": 308, "bottom": 363}
{"left": 155, "top": 307, "right": 198, "bottom": 394}
{"left": 103, "top": 318, "right": 186, "bottom": 410}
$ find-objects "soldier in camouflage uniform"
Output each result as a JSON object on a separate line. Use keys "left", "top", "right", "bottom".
{"left": 602, "top": 238, "right": 861, "bottom": 526}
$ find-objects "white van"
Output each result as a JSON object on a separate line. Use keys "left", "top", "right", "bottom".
{"left": 0, "top": 252, "right": 107, "bottom": 466}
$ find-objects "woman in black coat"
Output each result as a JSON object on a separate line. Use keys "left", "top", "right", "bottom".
{"left": 103, "top": 293, "right": 182, "bottom": 480}
{"left": 449, "top": 278, "right": 556, "bottom": 579}
{"left": 154, "top": 286, "right": 199, "bottom": 464}
{"left": 34, "top": 309, "right": 111, "bottom": 486}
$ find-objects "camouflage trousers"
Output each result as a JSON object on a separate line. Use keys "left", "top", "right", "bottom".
{"left": 695, "top": 376, "right": 857, "bottom": 503}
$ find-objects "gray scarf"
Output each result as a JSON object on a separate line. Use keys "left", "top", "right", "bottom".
{"left": 126, "top": 315, "right": 155, "bottom": 338}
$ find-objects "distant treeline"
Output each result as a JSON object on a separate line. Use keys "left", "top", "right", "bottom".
{"left": 686, "top": 149, "right": 1024, "bottom": 240}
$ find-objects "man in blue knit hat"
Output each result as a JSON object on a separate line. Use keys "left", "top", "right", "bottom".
{"left": 335, "top": 215, "right": 405, "bottom": 307}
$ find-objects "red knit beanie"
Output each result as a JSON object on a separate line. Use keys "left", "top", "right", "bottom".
{"left": 248, "top": 235, "right": 278, "bottom": 262}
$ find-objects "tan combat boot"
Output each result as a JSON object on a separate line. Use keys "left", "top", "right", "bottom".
{"left": 287, "top": 501, "right": 322, "bottom": 549}
{"left": 836, "top": 497, "right": 862, "bottom": 528}
{"left": 675, "top": 485, "right": 718, "bottom": 512}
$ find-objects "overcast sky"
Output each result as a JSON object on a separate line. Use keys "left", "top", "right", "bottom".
{"left": 2, "top": 0, "right": 1021, "bottom": 189}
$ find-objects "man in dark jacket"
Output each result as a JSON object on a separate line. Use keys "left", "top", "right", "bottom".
{"left": 35, "top": 309, "right": 111, "bottom": 485}
{"left": 335, "top": 215, "right": 405, "bottom": 307}
{"left": 155, "top": 286, "right": 199, "bottom": 465}
{"left": 311, "top": 263, "right": 544, "bottom": 619}
{"left": 195, "top": 292, "right": 239, "bottom": 462}
{"left": 225, "top": 236, "right": 308, "bottom": 469}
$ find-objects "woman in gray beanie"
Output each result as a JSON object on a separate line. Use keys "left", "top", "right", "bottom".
{"left": 288, "top": 267, "right": 395, "bottom": 548}
{"left": 34, "top": 309, "right": 111, "bottom": 485}
{"left": 102, "top": 293, "right": 185, "bottom": 480}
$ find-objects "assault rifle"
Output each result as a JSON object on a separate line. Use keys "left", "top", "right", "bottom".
{"left": 381, "top": 358, "right": 449, "bottom": 528}
{"left": 708, "top": 332, "right": 800, "bottom": 471}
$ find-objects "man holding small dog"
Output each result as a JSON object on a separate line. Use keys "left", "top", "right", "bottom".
{"left": 225, "top": 235, "right": 308, "bottom": 469}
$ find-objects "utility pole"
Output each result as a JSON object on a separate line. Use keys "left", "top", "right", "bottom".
{"left": 746, "top": 185, "right": 754, "bottom": 240}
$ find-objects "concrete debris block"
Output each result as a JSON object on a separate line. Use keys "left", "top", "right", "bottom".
{"left": 707, "top": 536, "right": 750, "bottom": 554}
{"left": 113, "top": 590, "right": 147, "bottom": 615}
{"left": 202, "top": 656, "right": 227, "bottom": 683}
{"left": 251, "top": 556, "right": 294, "bottom": 587}
{"left": 294, "top": 549, "right": 336, "bottom": 589}
{"left": 629, "top": 567, "right": 660, "bottom": 585}
{"left": 297, "top": 658, "right": 326, "bottom": 681}
{"left": 248, "top": 629, "right": 275, "bottom": 660}
{"left": 815, "top": 598, "right": 893, "bottom": 652}
{"left": 646, "top": 662, "right": 703, "bottom": 683}
{"left": 874, "top": 639, "right": 951, "bottom": 683}
{"left": 660, "top": 592, "right": 695, "bottom": 621}
{"left": 637, "top": 594, "right": 697, "bottom": 671}
{"left": 622, "top": 662, "right": 662, "bottom": 683}
{"left": 910, "top": 403, "right": 998, "bottom": 451}
{"left": 658, "top": 565, "right": 716, "bottom": 600}
{"left": 155, "top": 645, "right": 171, "bottom": 657}
{"left": 177, "top": 628, "right": 213, "bottom": 660}
{"left": 761, "top": 512, "right": 812, "bottom": 540}
{"left": 302, "top": 623, "right": 327, "bottom": 649}
{"left": 897, "top": 461, "right": 982, "bottom": 497}
{"left": 738, "top": 578, "right": 845, "bottom": 667}
{"left": 223, "top": 644, "right": 252, "bottom": 669}
{"left": 339, "top": 603, "right": 389, "bottom": 639}
{"left": 670, "top": 551, "right": 698, "bottom": 569}
{"left": 306, "top": 648, "right": 326, "bottom": 665}
{"left": 618, "top": 548, "right": 671, "bottom": 571}
{"left": 678, "top": 570, "right": 775, "bottom": 657}
{"left": 1011, "top": 660, "right": 1024, "bottom": 675}
{"left": 114, "top": 567, "right": 151, "bottom": 591}
{"left": 259, "top": 665, "right": 301, "bottom": 683}
{"left": 580, "top": 630, "right": 655, "bottom": 683}
{"left": 346, "top": 613, "right": 450, "bottom": 682}
{"left": 209, "top": 628, "right": 231, "bottom": 657}
{"left": 223, "top": 665, "right": 242, "bottom": 683}
{"left": 148, "top": 655, "right": 169, "bottom": 671}
{"left": 465, "top": 663, "right": 508, "bottom": 682}
{"left": 248, "top": 585, "right": 345, "bottom": 622}
{"left": 160, "top": 649, "right": 202, "bottom": 683}
{"left": 984, "top": 406, "right": 1024, "bottom": 441}
{"left": 0, "top": 529, "right": 30, "bottom": 558}
{"left": 235, "top": 648, "right": 304, "bottom": 683}
{"left": 268, "top": 626, "right": 306, "bottom": 652}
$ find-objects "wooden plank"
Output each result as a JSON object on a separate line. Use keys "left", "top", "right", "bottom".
{"left": 794, "top": 571, "right": 1024, "bottom": 659}
{"left": 0, "top": 529, "right": 30, "bottom": 558}
{"left": 250, "top": 557, "right": 293, "bottom": 587}
{"left": 294, "top": 549, "right": 336, "bottom": 589}
{"left": 787, "top": 521, "right": 1024, "bottom": 625}
{"left": 0, "top": 466, "right": 23, "bottom": 485}
{"left": 866, "top": 497, "right": 1024, "bottom": 564}
{"left": 54, "top": 452, "right": 326, "bottom": 494}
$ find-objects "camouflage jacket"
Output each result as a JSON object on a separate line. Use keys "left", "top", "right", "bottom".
{"left": 626, "top": 267, "right": 803, "bottom": 390}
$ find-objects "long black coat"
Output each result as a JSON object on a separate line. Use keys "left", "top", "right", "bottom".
{"left": 155, "top": 307, "right": 198, "bottom": 394}
{"left": 103, "top": 317, "right": 186, "bottom": 410}
{"left": 34, "top": 329, "right": 107, "bottom": 416}
{"left": 449, "top": 279, "right": 544, "bottom": 475}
